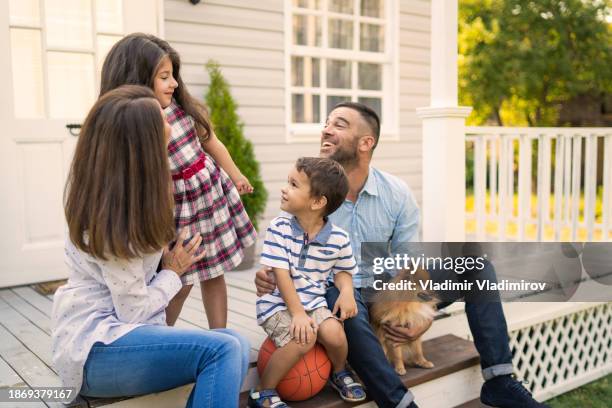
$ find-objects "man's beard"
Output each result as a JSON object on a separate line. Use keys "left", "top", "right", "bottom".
{"left": 327, "top": 138, "right": 359, "bottom": 169}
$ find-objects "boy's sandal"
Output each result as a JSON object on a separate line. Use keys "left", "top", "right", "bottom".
{"left": 248, "top": 389, "right": 289, "bottom": 408}
{"left": 329, "top": 369, "right": 366, "bottom": 402}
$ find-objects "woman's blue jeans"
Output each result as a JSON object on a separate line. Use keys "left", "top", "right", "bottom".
{"left": 80, "top": 325, "right": 250, "bottom": 408}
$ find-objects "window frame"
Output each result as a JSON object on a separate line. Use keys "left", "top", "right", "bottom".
{"left": 284, "top": 0, "right": 400, "bottom": 143}
{"left": 7, "top": 0, "right": 125, "bottom": 120}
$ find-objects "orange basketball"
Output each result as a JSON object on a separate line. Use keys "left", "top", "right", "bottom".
{"left": 257, "top": 337, "right": 332, "bottom": 401}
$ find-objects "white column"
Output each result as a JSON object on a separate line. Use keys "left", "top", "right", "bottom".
{"left": 416, "top": 0, "right": 472, "bottom": 241}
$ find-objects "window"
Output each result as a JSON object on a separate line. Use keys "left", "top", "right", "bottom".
{"left": 286, "top": 0, "right": 398, "bottom": 141}
{"left": 8, "top": 0, "right": 124, "bottom": 119}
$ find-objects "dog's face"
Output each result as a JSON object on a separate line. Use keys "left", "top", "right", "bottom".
{"left": 371, "top": 268, "right": 438, "bottom": 330}
{"left": 376, "top": 299, "right": 437, "bottom": 329}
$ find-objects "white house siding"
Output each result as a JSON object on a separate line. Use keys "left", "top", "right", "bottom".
{"left": 164, "top": 0, "right": 430, "bottom": 233}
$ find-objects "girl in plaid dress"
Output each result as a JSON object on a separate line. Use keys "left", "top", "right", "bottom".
{"left": 99, "top": 33, "right": 257, "bottom": 328}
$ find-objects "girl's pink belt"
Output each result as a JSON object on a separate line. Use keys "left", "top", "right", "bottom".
{"left": 171, "top": 154, "right": 206, "bottom": 181}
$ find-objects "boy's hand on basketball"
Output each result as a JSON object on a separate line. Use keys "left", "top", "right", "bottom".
{"left": 234, "top": 174, "right": 253, "bottom": 195}
{"left": 290, "top": 312, "right": 317, "bottom": 344}
{"left": 255, "top": 267, "right": 276, "bottom": 296}
{"left": 332, "top": 289, "right": 358, "bottom": 321}
{"left": 162, "top": 228, "right": 206, "bottom": 276}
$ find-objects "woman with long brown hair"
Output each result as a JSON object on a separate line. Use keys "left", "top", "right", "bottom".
{"left": 52, "top": 85, "right": 249, "bottom": 408}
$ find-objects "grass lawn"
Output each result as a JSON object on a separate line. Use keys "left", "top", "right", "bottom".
{"left": 547, "top": 374, "right": 612, "bottom": 408}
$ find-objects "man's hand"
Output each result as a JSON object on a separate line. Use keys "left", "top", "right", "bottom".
{"left": 383, "top": 316, "right": 433, "bottom": 345}
{"left": 332, "top": 289, "right": 358, "bottom": 321}
{"left": 290, "top": 312, "right": 318, "bottom": 344}
{"left": 254, "top": 267, "right": 276, "bottom": 296}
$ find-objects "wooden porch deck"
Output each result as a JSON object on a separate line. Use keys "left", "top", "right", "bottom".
{"left": 0, "top": 267, "right": 483, "bottom": 408}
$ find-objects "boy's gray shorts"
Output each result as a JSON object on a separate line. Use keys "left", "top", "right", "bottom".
{"left": 261, "top": 307, "right": 337, "bottom": 347}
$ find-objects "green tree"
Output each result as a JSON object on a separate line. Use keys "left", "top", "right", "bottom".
{"left": 205, "top": 61, "right": 267, "bottom": 231}
{"left": 459, "top": 0, "right": 612, "bottom": 126}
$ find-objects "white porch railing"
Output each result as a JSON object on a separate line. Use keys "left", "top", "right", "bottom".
{"left": 465, "top": 126, "right": 612, "bottom": 241}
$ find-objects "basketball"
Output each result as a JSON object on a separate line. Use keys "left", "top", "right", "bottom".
{"left": 257, "top": 337, "right": 332, "bottom": 401}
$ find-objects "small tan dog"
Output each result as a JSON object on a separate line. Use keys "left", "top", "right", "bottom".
{"left": 369, "top": 268, "right": 438, "bottom": 375}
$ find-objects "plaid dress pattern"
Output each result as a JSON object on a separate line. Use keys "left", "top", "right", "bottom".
{"left": 165, "top": 101, "right": 257, "bottom": 284}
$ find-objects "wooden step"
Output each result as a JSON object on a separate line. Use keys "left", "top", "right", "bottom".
{"left": 454, "top": 398, "right": 481, "bottom": 408}
{"left": 239, "top": 334, "right": 479, "bottom": 408}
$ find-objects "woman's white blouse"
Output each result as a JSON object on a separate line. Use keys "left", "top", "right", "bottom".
{"left": 51, "top": 240, "right": 182, "bottom": 396}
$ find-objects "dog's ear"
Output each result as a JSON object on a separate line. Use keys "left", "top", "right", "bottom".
{"left": 397, "top": 268, "right": 412, "bottom": 279}
{"left": 410, "top": 267, "right": 431, "bottom": 284}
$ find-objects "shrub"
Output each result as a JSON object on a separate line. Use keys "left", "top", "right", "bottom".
{"left": 205, "top": 61, "right": 267, "bottom": 231}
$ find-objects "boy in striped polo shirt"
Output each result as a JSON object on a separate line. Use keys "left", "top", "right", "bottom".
{"left": 249, "top": 157, "right": 366, "bottom": 407}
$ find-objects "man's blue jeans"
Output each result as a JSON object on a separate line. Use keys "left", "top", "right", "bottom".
{"left": 431, "top": 260, "right": 514, "bottom": 381}
{"left": 325, "top": 261, "right": 513, "bottom": 408}
{"left": 80, "top": 325, "right": 250, "bottom": 408}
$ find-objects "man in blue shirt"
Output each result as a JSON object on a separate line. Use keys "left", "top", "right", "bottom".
{"left": 256, "top": 102, "right": 549, "bottom": 408}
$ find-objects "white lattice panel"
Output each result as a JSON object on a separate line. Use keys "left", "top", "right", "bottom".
{"left": 509, "top": 302, "right": 612, "bottom": 400}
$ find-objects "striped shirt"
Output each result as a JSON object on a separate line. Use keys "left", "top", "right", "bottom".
{"left": 256, "top": 216, "right": 357, "bottom": 325}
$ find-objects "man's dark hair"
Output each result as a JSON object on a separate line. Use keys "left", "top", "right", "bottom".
{"left": 295, "top": 157, "right": 349, "bottom": 216}
{"left": 333, "top": 102, "right": 381, "bottom": 150}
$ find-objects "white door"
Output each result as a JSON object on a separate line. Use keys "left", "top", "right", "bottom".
{"left": 0, "top": 0, "right": 162, "bottom": 288}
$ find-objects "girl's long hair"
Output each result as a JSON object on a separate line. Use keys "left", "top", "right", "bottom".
{"left": 99, "top": 33, "right": 212, "bottom": 140}
{"left": 64, "top": 85, "right": 175, "bottom": 260}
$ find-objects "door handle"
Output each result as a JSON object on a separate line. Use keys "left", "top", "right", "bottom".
{"left": 66, "top": 123, "right": 82, "bottom": 137}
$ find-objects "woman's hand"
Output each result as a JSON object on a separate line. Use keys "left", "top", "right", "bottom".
{"left": 162, "top": 228, "right": 206, "bottom": 276}
{"left": 233, "top": 174, "right": 254, "bottom": 195}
